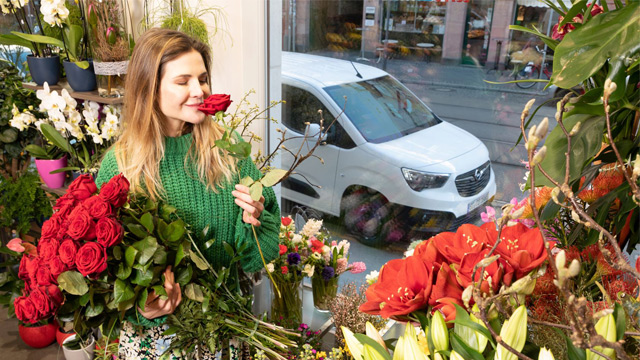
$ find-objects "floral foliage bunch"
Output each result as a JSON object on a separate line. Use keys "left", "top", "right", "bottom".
{"left": 11, "top": 82, "right": 121, "bottom": 170}
{"left": 266, "top": 216, "right": 310, "bottom": 284}
{"left": 85, "top": 0, "right": 131, "bottom": 62}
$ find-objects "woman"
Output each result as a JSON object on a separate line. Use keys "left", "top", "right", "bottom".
{"left": 95, "top": 28, "right": 280, "bottom": 360}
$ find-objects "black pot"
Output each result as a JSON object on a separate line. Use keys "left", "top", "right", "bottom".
{"left": 63, "top": 60, "right": 97, "bottom": 92}
{"left": 26, "top": 55, "right": 60, "bottom": 86}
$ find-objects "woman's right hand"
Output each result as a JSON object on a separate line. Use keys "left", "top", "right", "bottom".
{"left": 138, "top": 266, "right": 182, "bottom": 319}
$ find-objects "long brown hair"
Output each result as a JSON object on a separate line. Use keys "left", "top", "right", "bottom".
{"left": 113, "top": 28, "right": 236, "bottom": 200}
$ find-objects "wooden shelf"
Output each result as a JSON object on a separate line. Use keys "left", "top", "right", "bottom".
{"left": 22, "top": 82, "right": 124, "bottom": 105}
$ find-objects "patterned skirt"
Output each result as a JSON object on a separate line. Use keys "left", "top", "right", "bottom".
{"left": 118, "top": 322, "right": 250, "bottom": 360}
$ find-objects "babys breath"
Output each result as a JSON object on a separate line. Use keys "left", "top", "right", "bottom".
{"left": 302, "top": 219, "right": 323, "bottom": 237}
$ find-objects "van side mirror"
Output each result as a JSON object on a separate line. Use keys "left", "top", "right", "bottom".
{"left": 305, "top": 123, "right": 325, "bottom": 144}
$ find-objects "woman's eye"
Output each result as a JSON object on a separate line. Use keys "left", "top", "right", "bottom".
{"left": 199, "top": 79, "right": 207, "bottom": 84}
{"left": 176, "top": 82, "right": 187, "bottom": 86}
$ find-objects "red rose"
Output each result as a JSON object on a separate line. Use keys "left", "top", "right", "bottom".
{"left": 23, "top": 256, "right": 41, "bottom": 284}
{"left": 37, "top": 238, "right": 60, "bottom": 260}
{"left": 40, "top": 216, "right": 64, "bottom": 240}
{"left": 279, "top": 244, "right": 287, "bottom": 256}
{"left": 281, "top": 217, "right": 292, "bottom": 226}
{"left": 47, "top": 285, "right": 64, "bottom": 306}
{"left": 18, "top": 255, "right": 35, "bottom": 281}
{"left": 99, "top": 174, "right": 129, "bottom": 207}
{"left": 36, "top": 264, "right": 55, "bottom": 286}
{"left": 75, "top": 242, "right": 107, "bottom": 277}
{"left": 54, "top": 193, "right": 77, "bottom": 213}
{"left": 30, "top": 286, "right": 55, "bottom": 319}
{"left": 48, "top": 257, "right": 68, "bottom": 280}
{"left": 96, "top": 217, "right": 123, "bottom": 247}
{"left": 58, "top": 240, "right": 79, "bottom": 267}
{"left": 83, "top": 195, "right": 114, "bottom": 219}
{"left": 359, "top": 256, "right": 434, "bottom": 318}
{"left": 14, "top": 296, "right": 38, "bottom": 324}
{"left": 198, "top": 94, "right": 232, "bottom": 115}
{"left": 281, "top": 266, "right": 289, "bottom": 275}
{"left": 66, "top": 211, "right": 96, "bottom": 241}
{"left": 67, "top": 174, "right": 97, "bottom": 200}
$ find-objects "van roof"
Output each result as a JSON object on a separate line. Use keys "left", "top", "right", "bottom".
{"left": 281, "top": 51, "right": 388, "bottom": 87}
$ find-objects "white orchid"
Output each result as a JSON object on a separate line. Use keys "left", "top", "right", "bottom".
{"left": 39, "top": 90, "right": 67, "bottom": 113}
{"left": 61, "top": 89, "right": 77, "bottom": 110}
{"left": 9, "top": 0, "right": 27, "bottom": 8}
{"left": 40, "top": 0, "right": 69, "bottom": 27}
{"left": 1, "top": 0, "right": 11, "bottom": 14}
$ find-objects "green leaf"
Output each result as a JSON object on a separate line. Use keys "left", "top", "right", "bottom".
{"left": 189, "top": 250, "right": 208, "bottom": 270}
{"left": 534, "top": 114, "right": 605, "bottom": 187}
{"left": 137, "top": 288, "right": 148, "bottom": 311}
{"left": 228, "top": 142, "right": 252, "bottom": 159}
{"left": 451, "top": 305, "right": 495, "bottom": 346}
{"left": 11, "top": 31, "right": 64, "bottom": 48}
{"left": 153, "top": 248, "right": 167, "bottom": 265}
{"left": 24, "top": 144, "right": 50, "bottom": 159}
{"left": 184, "top": 283, "right": 204, "bottom": 302}
{"left": 57, "top": 271, "right": 88, "bottom": 296}
{"left": 613, "top": 302, "right": 626, "bottom": 341}
{"left": 125, "top": 246, "right": 138, "bottom": 268}
{"left": 85, "top": 302, "right": 104, "bottom": 318}
{"left": 175, "top": 264, "right": 193, "bottom": 286}
{"left": 353, "top": 334, "right": 392, "bottom": 360}
{"left": 116, "top": 263, "right": 132, "bottom": 280}
{"left": 558, "top": 0, "right": 587, "bottom": 28}
{"left": 240, "top": 176, "right": 253, "bottom": 187}
{"left": 174, "top": 242, "right": 186, "bottom": 268}
{"left": 508, "top": 25, "right": 557, "bottom": 51}
{"left": 216, "top": 298, "right": 229, "bottom": 312}
{"left": 223, "top": 242, "right": 235, "bottom": 258}
{"left": 204, "top": 239, "right": 216, "bottom": 249}
{"left": 62, "top": 24, "right": 83, "bottom": 61}
{"left": 39, "top": 123, "right": 73, "bottom": 154}
{"left": 159, "top": 204, "right": 177, "bottom": 221}
{"left": 140, "top": 212, "right": 154, "bottom": 233}
{"left": 152, "top": 285, "right": 168, "bottom": 299}
{"left": 450, "top": 332, "right": 485, "bottom": 360}
{"left": 79, "top": 292, "right": 90, "bottom": 306}
{"left": 127, "top": 224, "right": 148, "bottom": 239}
{"left": 249, "top": 182, "right": 263, "bottom": 202}
{"left": 554, "top": 328, "right": 586, "bottom": 360}
{"left": 112, "top": 246, "right": 123, "bottom": 261}
{"left": 551, "top": 3, "right": 640, "bottom": 89}
{"left": 214, "top": 139, "right": 230, "bottom": 150}
{"left": 165, "top": 220, "right": 186, "bottom": 242}
{"left": 0, "top": 34, "right": 35, "bottom": 52}
{"left": 131, "top": 268, "right": 154, "bottom": 287}
{"left": 202, "top": 296, "right": 210, "bottom": 313}
{"left": 607, "top": 59, "right": 627, "bottom": 102}
{"left": 260, "top": 168, "right": 288, "bottom": 187}
{"left": 114, "top": 279, "right": 135, "bottom": 304}
{"left": 132, "top": 237, "right": 159, "bottom": 265}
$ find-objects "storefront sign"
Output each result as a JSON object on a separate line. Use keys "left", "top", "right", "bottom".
{"left": 365, "top": 6, "right": 375, "bottom": 27}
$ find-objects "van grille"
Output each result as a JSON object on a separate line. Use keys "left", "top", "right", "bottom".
{"left": 455, "top": 161, "right": 491, "bottom": 197}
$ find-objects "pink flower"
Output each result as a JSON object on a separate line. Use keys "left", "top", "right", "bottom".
{"left": 7, "top": 238, "right": 25, "bottom": 253}
{"left": 350, "top": 261, "right": 366, "bottom": 274}
{"left": 480, "top": 206, "right": 496, "bottom": 223}
{"left": 336, "top": 258, "right": 348, "bottom": 274}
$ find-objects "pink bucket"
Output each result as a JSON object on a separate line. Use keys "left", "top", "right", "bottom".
{"left": 35, "top": 156, "right": 67, "bottom": 189}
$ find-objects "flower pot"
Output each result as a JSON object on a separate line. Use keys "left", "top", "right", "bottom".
{"left": 93, "top": 61, "right": 128, "bottom": 98}
{"left": 62, "top": 334, "right": 95, "bottom": 360}
{"left": 63, "top": 60, "right": 97, "bottom": 92}
{"left": 18, "top": 322, "right": 57, "bottom": 348}
{"left": 311, "top": 276, "right": 339, "bottom": 312}
{"left": 35, "top": 156, "right": 67, "bottom": 189}
{"left": 270, "top": 279, "right": 302, "bottom": 328}
{"left": 27, "top": 55, "right": 60, "bottom": 86}
{"left": 57, "top": 326, "right": 76, "bottom": 346}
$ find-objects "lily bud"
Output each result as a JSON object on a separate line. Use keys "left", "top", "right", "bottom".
{"left": 366, "top": 321, "right": 387, "bottom": 351}
{"left": 478, "top": 255, "right": 500, "bottom": 268}
{"left": 455, "top": 305, "right": 489, "bottom": 353}
{"left": 569, "top": 122, "right": 581, "bottom": 136}
{"left": 586, "top": 313, "right": 616, "bottom": 360}
{"left": 555, "top": 250, "right": 566, "bottom": 270}
{"left": 462, "top": 285, "right": 473, "bottom": 308}
{"left": 505, "top": 274, "right": 536, "bottom": 295}
{"left": 633, "top": 154, "right": 640, "bottom": 179}
{"left": 538, "top": 347, "right": 556, "bottom": 360}
{"left": 363, "top": 344, "right": 388, "bottom": 360}
{"left": 431, "top": 310, "right": 449, "bottom": 352}
{"left": 531, "top": 146, "right": 547, "bottom": 167}
{"left": 510, "top": 206, "right": 525, "bottom": 220}
{"left": 342, "top": 326, "right": 364, "bottom": 360}
{"left": 535, "top": 118, "right": 549, "bottom": 139}
{"left": 496, "top": 305, "right": 528, "bottom": 360}
{"left": 450, "top": 351, "right": 465, "bottom": 360}
{"left": 397, "top": 324, "right": 429, "bottom": 360}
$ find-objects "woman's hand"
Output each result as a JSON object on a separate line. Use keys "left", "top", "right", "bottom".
{"left": 138, "top": 266, "right": 182, "bottom": 319}
{"left": 232, "top": 184, "right": 265, "bottom": 227}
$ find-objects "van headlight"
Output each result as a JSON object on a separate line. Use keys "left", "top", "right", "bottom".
{"left": 402, "top": 168, "right": 450, "bottom": 191}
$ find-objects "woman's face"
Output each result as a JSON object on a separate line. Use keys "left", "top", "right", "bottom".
{"left": 158, "top": 49, "right": 210, "bottom": 136}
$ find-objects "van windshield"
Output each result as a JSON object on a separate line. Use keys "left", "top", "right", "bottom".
{"left": 324, "top": 75, "right": 441, "bottom": 144}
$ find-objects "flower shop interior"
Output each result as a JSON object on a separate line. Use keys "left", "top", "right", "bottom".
{"left": 1, "top": 0, "right": 640, "bottom": 359}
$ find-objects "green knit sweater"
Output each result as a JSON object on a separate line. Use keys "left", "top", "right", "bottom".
{"left": 95, "top": 133, "right": 280, "bottom": 274}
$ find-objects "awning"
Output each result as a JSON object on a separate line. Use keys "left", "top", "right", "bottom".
{"left": 517, "top": 0, "right": 565, "bottom": 8}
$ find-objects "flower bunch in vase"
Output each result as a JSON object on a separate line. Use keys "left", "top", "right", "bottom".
{"left": 11, "top": 82, "right": 121, "bottom": 176}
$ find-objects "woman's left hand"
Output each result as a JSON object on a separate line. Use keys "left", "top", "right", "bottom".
{"left": 232, "top": 184, "right": 265, "bottom": 227}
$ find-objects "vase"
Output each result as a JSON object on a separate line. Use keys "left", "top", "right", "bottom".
{"left": 93, "top": 61, "right": 127, "bottom": 98}
{"left": 270, "top": 279, "right": 302, "bottom": 328}
{"left": 27, "top": 55, "right": 60, "bottom": 86}
{"left": 63, "top": 60, "right": 97, "bottom": 92}
{"left": 63, "top": 334, "right": 95, "bottom": 360}
{"left": 35, "top": 156, "right": 67, "bottom": 189}
{"left": 57, "top": 326, "right": 75, "bottom": 346}
{"left": 18, "top": 322, "right": 57, "bottom": 348}
{"left": 311, "top": 276, "right": 339, "bottom": 312}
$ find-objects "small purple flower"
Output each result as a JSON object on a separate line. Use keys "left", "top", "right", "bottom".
{"left": 321, "top": 266, "right": 335, "bottom": 280}
{"left": 287, "top": 252, "right": 301, "bottom": 265}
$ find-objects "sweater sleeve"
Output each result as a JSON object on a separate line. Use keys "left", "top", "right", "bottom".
{"left": 95, "top": 149, "right": 119, "bottom": 190}
{"left": 234, "top": 158, "right": 281, "bottom": 273}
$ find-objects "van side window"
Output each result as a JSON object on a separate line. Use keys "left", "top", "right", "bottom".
{"left": 282, "top": 84, "right": 355, "bottom": 149}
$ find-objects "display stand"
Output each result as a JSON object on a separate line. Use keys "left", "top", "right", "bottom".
{"left": 22, "top": 82, "right": 124, "bottom": 105}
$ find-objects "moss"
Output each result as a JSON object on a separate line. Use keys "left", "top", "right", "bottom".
{"left": 160, "top": 12, "right": 209, "bottom": 46}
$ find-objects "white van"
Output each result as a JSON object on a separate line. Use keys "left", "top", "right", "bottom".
{"left": 280, "top": 52, "right": 496, "bottom": 245}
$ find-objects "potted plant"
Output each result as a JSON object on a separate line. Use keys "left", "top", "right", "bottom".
{"left": 0, "top": 170, "right": 53, "bottom": 238}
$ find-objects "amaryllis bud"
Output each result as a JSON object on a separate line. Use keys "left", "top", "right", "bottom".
{"left": 430, "top": 310, "right": 449, "bottom": 352}
{"left": 106, "top": 27, "right": 116, "bottom": 45}
{"left": 496, "top": 305, "right": 528, "bottom": 360}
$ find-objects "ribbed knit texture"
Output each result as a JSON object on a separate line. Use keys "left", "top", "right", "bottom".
{"left": 95, "top": 133, "right": 280, "bottom": 274}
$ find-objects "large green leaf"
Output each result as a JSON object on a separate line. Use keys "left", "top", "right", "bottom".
{"left": 62, "top": 24, "right": 83, "bottom": 61}
{"left": 58, "top": 271, "right": 89, "bottom": 296}
{"left": 534, "top": 114, "right": 605, "bottom": 187}
{"left": 260, "top": 168, "right": 288, "bottom": 187}
{"left": 131, "top": 268, "right": 154, "bottom": 287}
{"left": 140, "top": 212, "right": 154, "bottom": 233}
{"left": 551, "top": 3, "right": 640, "bottom": 89}
{"left": 184, "top": 283, "right": 204, "bottom": 302}
{"left": 0, "top": 34, "right": 35, "bottom": 52}
{"left": 132, "top": 236, "right": 159, "bottom": 265}
{"left": 40, "top": 123, "right": 73, "bottom": 154}
{"left": 114, "top": 278, "right": 135, "bottom": 304}
{"left": 11, "top": 31, "right": 64, "bottom": 48}
{"left": 189, "top": 249, "right": 208, "bottom": 270}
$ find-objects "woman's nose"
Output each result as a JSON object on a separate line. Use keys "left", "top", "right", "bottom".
{"left": 189, "top": 80, "right": 204, "bottom": 98}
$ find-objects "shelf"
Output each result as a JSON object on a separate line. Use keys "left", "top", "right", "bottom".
{"left": 22, "top": 82, "right": 124, "bottom": 105}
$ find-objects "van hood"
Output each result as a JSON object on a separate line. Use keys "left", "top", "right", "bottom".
{"left": 361, "top": 122, "right": 484, "bottom": 168}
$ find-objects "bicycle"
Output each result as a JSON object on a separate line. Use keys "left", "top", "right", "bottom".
{"left": 515, "top": 45, "right": 552, "bottom": 89}
{"left": 485, "top": 40, "right": 516, "bottom": 82}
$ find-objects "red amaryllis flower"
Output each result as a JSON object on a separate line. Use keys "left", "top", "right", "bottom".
{"left": 413, "top": 238, "right": 446, "bottom": 266}
{"left": 359, "top": 256, "right": 433, "bottom": 318}
{"left": 455, "top": 250, "right": 514, "bottom": 293}
{"left": 432, "top": 297, "right": 464, "bottom": 323}
{"left": 198, "top": 94, "right": 232, "bottom": 115}
{"left": 483, "top": 222, "right": 549, "bottom": 278}
{"left": 431, "top": 224, "right": 490, "bottom": 264}
{"left": 429, "top": 262, "right": 463, "bottom": 307}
